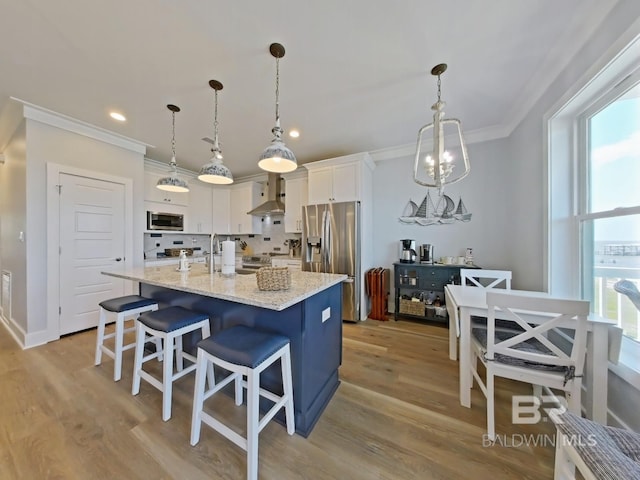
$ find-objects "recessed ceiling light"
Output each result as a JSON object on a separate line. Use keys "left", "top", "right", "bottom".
{"left": 289, "top": 129, "right": 300, "bottom": 138}
{"left": 110, "top": 112, "right": 126, "bottom": 122}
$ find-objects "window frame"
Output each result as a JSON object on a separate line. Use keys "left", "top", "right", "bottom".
{"left": 543, "top": 34, "right": 640, "bottom": 390}
{"left": 575, "top": 68, "right": 640, "bottom": 382}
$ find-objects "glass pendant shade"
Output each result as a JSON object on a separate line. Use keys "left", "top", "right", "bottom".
{"left": 157, "top": 180, "right": 189, "bottom": 192}
{"left": 199, "top": 79, "right": 234, "bottom": 184}
{"left": 157, "top": 104, "right": 189, "bottom": 192}
{"left": 413, "top": 64, "right": 469, "bottom": 192}
{"left": 259, "top": 43, "right": 297, "bottom": 173}
{"left": 157, "top": 161, "right": 190, "bottom": 192}
{"left": 198, "top": 157, "right": 234, "bottom": 184}
{"left": 258, "top": 123, "right": 297, "bottom": 173}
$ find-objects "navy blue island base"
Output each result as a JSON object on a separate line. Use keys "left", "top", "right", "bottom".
{"left": 139, "top": 281, "right": 343, "bottom": 437}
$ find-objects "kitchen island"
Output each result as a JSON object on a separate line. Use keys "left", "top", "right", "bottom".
{"left": 102, "top": 265, "right": 346, "bottom": 437}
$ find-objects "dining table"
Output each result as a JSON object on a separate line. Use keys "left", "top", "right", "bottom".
{"left": 445, "top": 284, "right": 619, "bottom": 424}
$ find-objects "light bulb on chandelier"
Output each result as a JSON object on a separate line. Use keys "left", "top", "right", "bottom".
{"left": 425, "top": 150, "right": 454, "bottom": 179}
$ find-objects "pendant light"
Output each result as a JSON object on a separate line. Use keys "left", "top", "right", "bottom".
{"left": 258, "top": 43, "right": 297, "bottom": 173}
{"left": 198, "top": 80, "right": 234, "bottom": 184}
{"left": 157, "top": 104, "right": 189, "bottom": 192}
{"left": 413, "top": 63, "right": 470, "bottom": 194}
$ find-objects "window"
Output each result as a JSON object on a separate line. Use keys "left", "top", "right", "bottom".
{"left": 579, "top": 79, "right": 640, "bottom": 349}
{"left": 548, "top": 39, "right": 640, "bottom": 385}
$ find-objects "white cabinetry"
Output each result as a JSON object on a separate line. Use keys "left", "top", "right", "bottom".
{"left": 305, "top": 155, "right": 365, "bottom": 204}
{"left": 144, "top": 171, "right": 190, "bottom": 206}
{"left": 283, "top": 177, "right": 308, "bottom": 233}
{"left": 229, "top": 182, "right": 262, "bottom": 235}
{"left": 211, "top": 187, "right": 231, "bottom": 234}
{"left": 186, "top": 183, "right": 213, "bottom": 233}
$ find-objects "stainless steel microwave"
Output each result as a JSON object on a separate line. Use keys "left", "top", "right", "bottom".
{"left": 147, "top": 211, "right": 184, "bottom": 231}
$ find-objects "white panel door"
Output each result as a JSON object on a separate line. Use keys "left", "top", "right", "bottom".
{"left": 59, "top": 173, "right": 126, "bottom": 335}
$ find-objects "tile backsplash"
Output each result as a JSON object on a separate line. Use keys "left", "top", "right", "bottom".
{"left": 144, "top": 233, "right": 210, "bottom": 258}
{"left": 144, "top": 217, "right": 301, "bottom": 258}
{"left": 235, "top": 216, "right": 300, "bottom": 255}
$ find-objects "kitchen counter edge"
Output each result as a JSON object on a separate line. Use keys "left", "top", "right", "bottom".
{"left": 102, "top": 265, "right": 347, "bottom": 311}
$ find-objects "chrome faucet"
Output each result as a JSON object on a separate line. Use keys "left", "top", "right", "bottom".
{"left": 206, "top": 233, "right": 220, "bottom": 274}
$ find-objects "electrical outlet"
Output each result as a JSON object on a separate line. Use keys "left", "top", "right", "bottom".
{"left": 322, "top": 307, "right": 331, "bottom": 323}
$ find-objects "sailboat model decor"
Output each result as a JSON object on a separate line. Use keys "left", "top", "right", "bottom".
{"left": 399, "top": 190, "right": 472, "bottom": 225}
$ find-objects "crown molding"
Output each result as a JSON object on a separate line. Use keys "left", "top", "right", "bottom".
{"left": 12, "top": 98, "right": 152, "bottom": 154}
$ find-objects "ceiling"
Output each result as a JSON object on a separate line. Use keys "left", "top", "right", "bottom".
{"left": 0, "top": 0, "right": 619, "bottom": 179}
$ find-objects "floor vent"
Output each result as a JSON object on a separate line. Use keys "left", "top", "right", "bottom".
{"left": 2, "top": 270, "right": 11, "bottom": 323}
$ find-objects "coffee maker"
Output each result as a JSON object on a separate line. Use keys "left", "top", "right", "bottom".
{"left": 399, "top": 239, "right": 416, "bottom": 263}
{"left": 419, "top": 244, "right": 434, "bottom": 264}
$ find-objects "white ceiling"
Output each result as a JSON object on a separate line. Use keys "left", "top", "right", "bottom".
{"left": 0, "top": 0, "right": 619, "bottom": 178}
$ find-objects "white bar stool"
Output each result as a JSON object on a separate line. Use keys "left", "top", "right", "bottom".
{"left": 190, "top": 325, "right": 295, "bottom": 480}
{"left": 132, "top": 306, "right": 211, "bottom": 421}
{"left": 95, "top": 295, "right": 159, "bottom": 381}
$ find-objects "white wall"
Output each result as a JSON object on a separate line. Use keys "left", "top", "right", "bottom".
{"left": 372, "top": 137, "right": 513, "bottom": 283}
{"left": 0, "top": 122, "right": 27, "bottom": 336}
{"left": 505, "top": 0, "right": 640, "bottom": 294}
{"left": 22, "top": 118, "right": 145, "bottom": 342}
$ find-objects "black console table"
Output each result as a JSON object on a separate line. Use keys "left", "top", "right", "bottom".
{"left": 393, "top": 263, "right": 479, "bottom": 324}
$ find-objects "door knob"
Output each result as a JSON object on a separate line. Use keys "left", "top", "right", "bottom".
{"left": 115, "top": 257, "right": 122, "bottom": 262}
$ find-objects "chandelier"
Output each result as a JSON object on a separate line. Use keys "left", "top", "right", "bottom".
{"left": 413, "top": 63, "right": 469, "bottom": 192}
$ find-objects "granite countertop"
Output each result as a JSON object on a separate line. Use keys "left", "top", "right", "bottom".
{"left": 102, "top": 265, "right": 346, "bottom": 311}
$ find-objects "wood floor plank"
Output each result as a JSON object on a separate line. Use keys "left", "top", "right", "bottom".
{"left": 0, "top": 318, "right": 557, "bottom": 479}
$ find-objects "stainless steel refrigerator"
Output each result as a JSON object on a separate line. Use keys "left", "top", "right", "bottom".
{"left": 302, "top": 201, "right": 360, "bottom": 322}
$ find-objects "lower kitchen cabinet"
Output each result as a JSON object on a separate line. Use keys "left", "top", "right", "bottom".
{"left": 393, "top": 263, "right": 479, "bottom": 324}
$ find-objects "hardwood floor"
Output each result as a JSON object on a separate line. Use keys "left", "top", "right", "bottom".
{"left": 0, "top": 319, "right": 556, "bottom": 479}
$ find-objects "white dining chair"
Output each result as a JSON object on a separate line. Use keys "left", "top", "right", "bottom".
{"left": 470, "top": 291, "right": 589, "bottom": 440}
{"left": 449, "top": 269, "right": 512, "bottom": 361}
{"left": 460, "top": 269, "right": 512, "bottom": 290}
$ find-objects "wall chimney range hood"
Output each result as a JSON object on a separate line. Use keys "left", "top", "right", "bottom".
{"left": 248, "top": 172, "right": 285, "bottom": 216}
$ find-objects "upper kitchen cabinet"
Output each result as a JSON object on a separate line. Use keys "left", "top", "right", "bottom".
{"left": 144, "top": 170, "right": 190, "bottom": 206}
{"left": 229, "top": 181, "right": 262, "bottom": 235}
{"left": 211, "top": 186, "right": 231, "bottom": 234}
{"left": 304, "top": 152, "right": 375, "bottom": 204}
{"left": 186, "top": 182, "right": 213, "bottom": 233}
{"left": 283, "top": 176, "right": 308, "bottom": 233}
